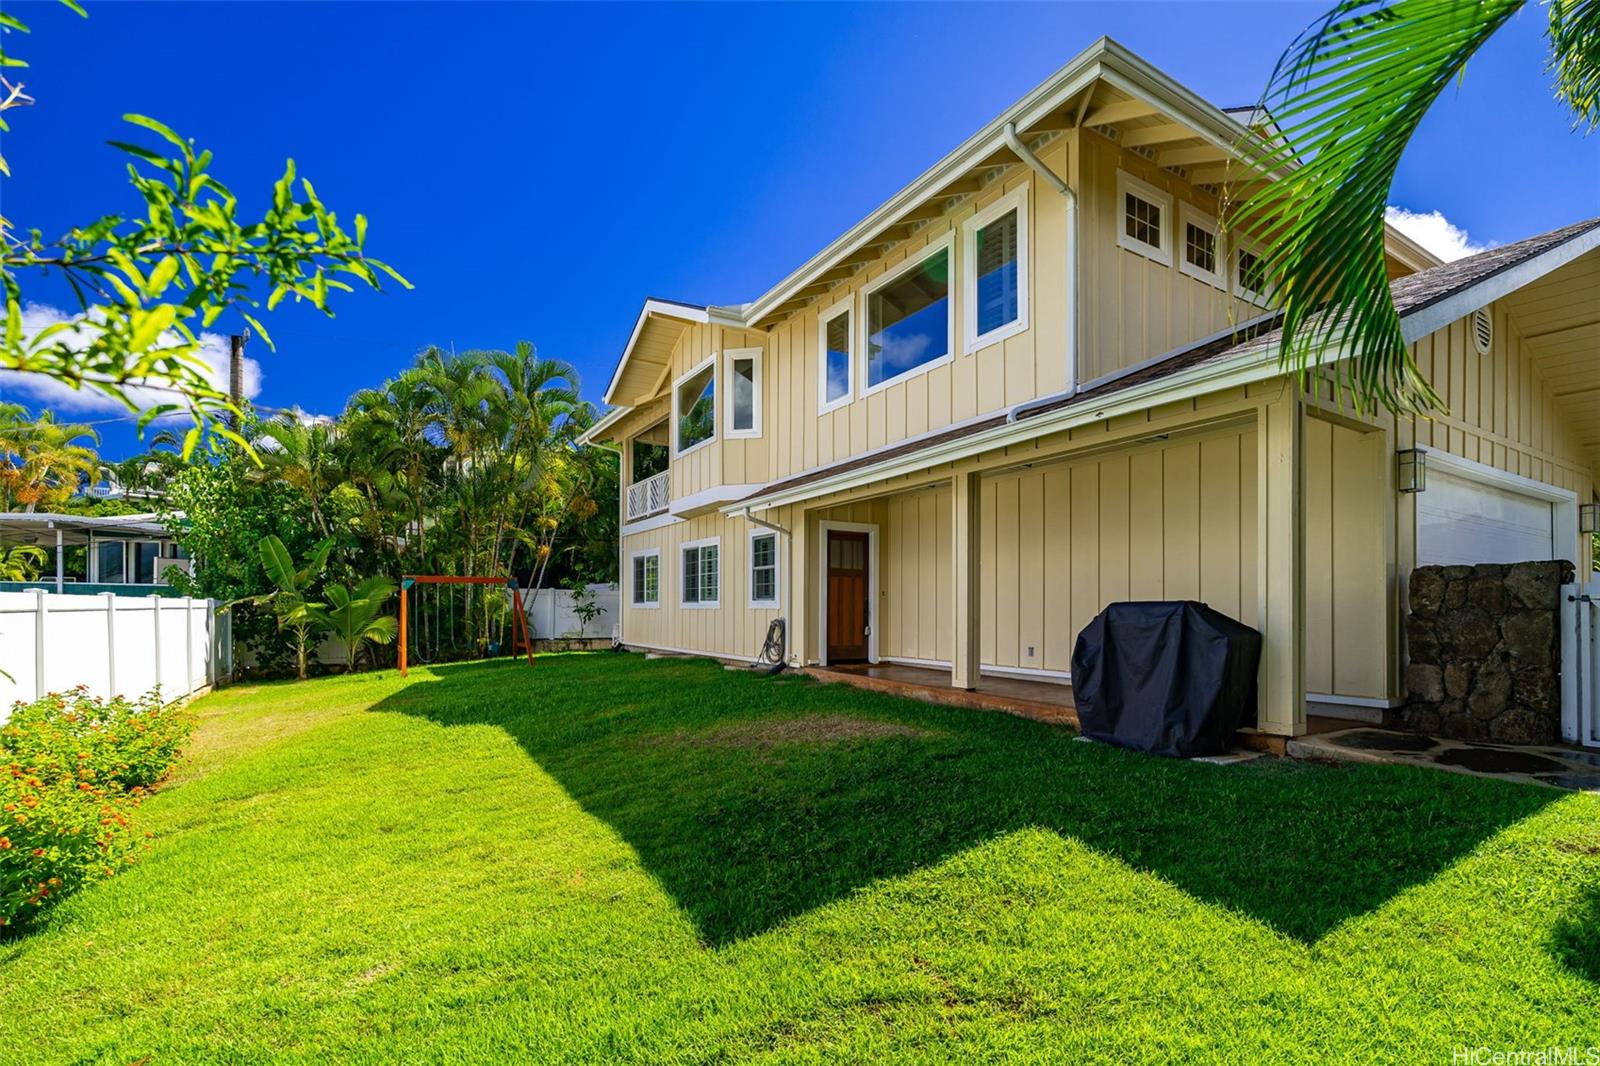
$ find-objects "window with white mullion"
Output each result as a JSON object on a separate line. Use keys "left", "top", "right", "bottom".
{"left": 630, "top": 551, "right": 660, "bottom": 608}
{"left": 962, "top": 185, "right": 1029, "bottom": 352}
{"left": 749, "top": 530, "right": 779, "bottom": 608}
{"left": 1178, "top": 202, "right": 1224, "bottom": 288}
{"left": 681, "top": 539, "right": 720, "bottom": 608}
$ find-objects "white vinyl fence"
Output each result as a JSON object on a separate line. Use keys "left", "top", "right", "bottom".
{"left": 523, "top": 583, "right": 618, "bottom": 641}
{"left": 0, "top": 591, "right": 231, "bottom": 719}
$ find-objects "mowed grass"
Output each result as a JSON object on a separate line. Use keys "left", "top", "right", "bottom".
{"left": 3, "top": 653, "right": 1598, "bottom": 1063}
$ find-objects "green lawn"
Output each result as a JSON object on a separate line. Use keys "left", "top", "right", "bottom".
{"left": 3, "top": 653, "right": 1597, "bottom": 1062}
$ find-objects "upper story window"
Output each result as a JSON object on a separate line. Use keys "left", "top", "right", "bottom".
{"left": 630, "top": 550, "right": 660, "bottom": 608}
{"left": 749, "top": 529, "right": 779, "bottom": 608}
{"left": 963, "top": 185, "right": 1029, "bottom": 352}
{"left": 1178, "top": 203, "right": 1224, "bottom": 288}
{"left": 1234, "top": 245, "right": 1269, "bottom": 305}
{"left": 818, "top": 298, "right": 853, "bottom": 414}
{"left": 726, "top": 347, "right": 762, "bottom": 439}
{"left": 1116, "top": 170, "right": 1173, "bottom": 266}
{"left": 864, "top": 234, "right": 954, "bottom": 394}
{"left": 673, "top": 357, "right": 716, "bottom": 455}
{"left": 681, "top": 537, "right": 720, "bottom": 609}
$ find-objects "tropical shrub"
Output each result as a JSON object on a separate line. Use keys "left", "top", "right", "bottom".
{"left": 310, "top": 577, "right": 398, "bottom": 672}
{"left": 0, "top": 688, "right": 194, "bottom": 929}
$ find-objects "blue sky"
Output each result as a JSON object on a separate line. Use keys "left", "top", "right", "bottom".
{"left": 5, "top": 1, "right": 1597, "bottom": 459}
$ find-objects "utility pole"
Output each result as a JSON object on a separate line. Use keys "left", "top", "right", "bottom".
{"left": 229, "top": 329, "right": 248, "bottom": 430}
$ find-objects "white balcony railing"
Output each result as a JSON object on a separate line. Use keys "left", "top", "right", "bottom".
{"left": 626, "top": 470, "right": 671, "bottom": 522}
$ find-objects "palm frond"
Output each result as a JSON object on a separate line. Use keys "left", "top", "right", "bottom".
{"left": 1550, "top": 0, "right": 1600, "bottom": 130}
{"left": 1232, "top": 0, "right": 1523, "bottom": 413}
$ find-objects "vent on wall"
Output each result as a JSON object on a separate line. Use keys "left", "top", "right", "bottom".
{"left": 1471, "top": 307, "right": 1493, "bottom": 355}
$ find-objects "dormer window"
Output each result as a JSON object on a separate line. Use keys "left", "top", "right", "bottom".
{"left": 1115, "top": 170, "right": 1172, "bottom": 266}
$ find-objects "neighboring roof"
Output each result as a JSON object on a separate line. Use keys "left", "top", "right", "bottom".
{"left": 731, "top": 216, "right": 1600, "bottom": 510}
{"left": 0, "top": 512, "right": 171, "bottom": 546}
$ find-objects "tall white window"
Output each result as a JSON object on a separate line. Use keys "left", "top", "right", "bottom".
{"left": 726, "top": 348, "right": 762, "bottom": 438}
{"left": 1178, "top": 203, "right": 1224, "bottom": 288}
{"left": 749, "top": 529, "right": 779, "bottom": 608}
{"left": 1116, "top": 170, "right": 1173, "bottom": 266}
{"left": 673, "top": 357, "right": 716, "bottom": 455}
{"left": 963, "top": 185, "right": 1029, "bottom": 352}
{"left": 681, "top": 537, "right": 720, "bottom": 608}
{"left": 864, "top": 235, "right": 954, "bottom": 394}
{"left": 818, "top": 298, "right": 853, "bottom": 414}
{"left": 630, "top": 550, "right": 660, "bottom": 608}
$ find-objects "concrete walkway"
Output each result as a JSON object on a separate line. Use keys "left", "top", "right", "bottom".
{"left": 1289, "top": 727, "right": 1600, "bottom": 792}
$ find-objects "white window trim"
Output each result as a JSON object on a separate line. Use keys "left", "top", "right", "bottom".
{"left": 747, "top": 527, "right": 781, "bottom": 610}
{"left": 962, "top": 183, "right": 1030, "bottom": 354}
{"left": 679, "top": 535, "right": 721, "bottom": 609}
{"left": 1177, "top": 201, "right": 1225, "bottom": 289}
{"left": 860, "top": 232, "right": 957, "bottom": 399}
{"left": 671, "top": 355, "right": 718, "bottom": 458}
{"left": 724, "top": 347, "right": 763, "bottom": 439}
{"left": 1232, "top": 239, "right": 1271, "bottom": 306}
{"left": 1115, "top": 169, "right": 1173, "bottom": 266}
{"left": 628, "top": 549, "right": 661, "bottom": 609}
{"left": 817, "top": 296, "right": 854, "bottom": 415}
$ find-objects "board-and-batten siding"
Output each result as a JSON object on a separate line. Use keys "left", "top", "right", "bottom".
{"left": 1402, "top": 301, "right": 1593, "bottom": 500}
{"left": 1075, "top": 131, "right": 1267, "bottom": 385}
{"left": 1302, "top": 416, "right": 1388, "bottom": 700}
{"left": 647, "top": 131, "right": 1279, "bottom": 502}
{"left": 619, "top": 510, "right": 785, "bottom": 661}
{"left": 865, "top": 424, "right": 1258, "bottom": 677}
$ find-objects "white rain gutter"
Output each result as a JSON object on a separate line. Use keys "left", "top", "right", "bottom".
{"left": 1002, "top": 122, "right": 1078, "bottom": 422}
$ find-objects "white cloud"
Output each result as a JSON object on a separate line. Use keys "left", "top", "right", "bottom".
{"left": 1385, "top": 206, "right": 1494, "bottom": 263}
{"left": 0, "top": 302, "right": 262, "bottom": 417}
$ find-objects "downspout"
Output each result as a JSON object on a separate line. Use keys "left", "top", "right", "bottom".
{"left": 1002, "top": 121, "right": 1079, "bottom": 423}
{"left": 584, "top": 436, "right": 625, "bottom": 647}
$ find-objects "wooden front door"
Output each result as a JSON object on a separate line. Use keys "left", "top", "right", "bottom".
{"left": 826, "top": 530, "right": 870, "bottom": 662}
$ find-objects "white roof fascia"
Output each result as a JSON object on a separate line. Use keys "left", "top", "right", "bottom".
{"left": 602, "top": 299, "right": 712, "bottom": 406}
{"left": 1400, "top": 225, "right": 1600, "bottom": 344}
{"left": 726, "top": 344, "right": 1280, "bottom": 515}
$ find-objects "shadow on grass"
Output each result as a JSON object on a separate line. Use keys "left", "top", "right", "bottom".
{"left": 1552, "top": 883, "right": 1600, "bottom": 983}
{"left": 372, "top": 655, "right": 1556, "bottom": 948}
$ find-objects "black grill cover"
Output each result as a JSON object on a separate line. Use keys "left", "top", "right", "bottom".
{"left": 1071, "top": 601, "right": 1262, "bottom": 757}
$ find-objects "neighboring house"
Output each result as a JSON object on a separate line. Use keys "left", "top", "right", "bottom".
{"left": 580, "top": 37, "right": 1600, "bottom": 741}
{"left": 0, "top": 512, "right": 191, "bottom": 595}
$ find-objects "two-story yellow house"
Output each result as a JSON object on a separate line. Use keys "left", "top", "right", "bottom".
{"left": 581, "top": 37, "right": 1600, "bottom": 742}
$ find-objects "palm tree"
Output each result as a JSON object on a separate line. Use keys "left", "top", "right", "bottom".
{"left": 0, "top": 403, "right": 101, "bottom": 511}
{"left": 1231, "top": 0, "right": 1598, "bottom": 413}
{"left": 309, "top": 576, "right": 398, "bottom": 672}
{"left": 256, "top": 416, "right": 344, "bottom": 538}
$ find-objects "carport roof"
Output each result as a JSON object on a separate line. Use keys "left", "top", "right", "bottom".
{"left": 0, "top": 512, "right": 172, "bottom": 546}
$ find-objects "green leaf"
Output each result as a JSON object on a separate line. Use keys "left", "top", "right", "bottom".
{"left": 258, "top": 535, "right": 297, "bottom": 593}
{"left": 122, "top": 114, "right": 190, "bottom": 153}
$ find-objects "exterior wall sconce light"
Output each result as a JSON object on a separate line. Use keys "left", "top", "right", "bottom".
{"left": 1397, "top": 448, "right": 1426, "bottom": 494}
{"left": 1582, "top": 502, "right": 1599, "bottom": 536}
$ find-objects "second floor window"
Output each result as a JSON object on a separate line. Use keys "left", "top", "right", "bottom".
{"left": 1116, "top": 171, "right": 1172, "bottom": 266}
{"left": 866, "top": 239, "right": 952, "bottom": 392}
{"left": 819, "top": 302, "right": 852, "bottom": 413}
{"left": 1236, "top": 248, "right": 1268, "bottom": 302}
{"left": 674, "top": 359, "right": 716, "bottom": 454}
{"left": 1179, "top": 203, "right": 1223, "bottom": 288}
{"left": 681, "top": 540, "right": 719, "bottom": 608}
{"left": 964, "top": 185, "right": 1029, "bottom": 352}
{"left": 727, "top": 348, "right": 762, "bottom": 438}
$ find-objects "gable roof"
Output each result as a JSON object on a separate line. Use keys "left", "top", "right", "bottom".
{"left": 730, "top": 216, "right": 1600, "bottom": 511}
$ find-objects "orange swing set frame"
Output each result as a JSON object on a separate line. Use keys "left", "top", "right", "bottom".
{"left": 398, "top": 574, "right": 535, "bottom": 677}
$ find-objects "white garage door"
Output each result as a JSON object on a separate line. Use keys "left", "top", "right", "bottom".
{"left": 1417, "top": 468, "right": 1555, "bottom": 566}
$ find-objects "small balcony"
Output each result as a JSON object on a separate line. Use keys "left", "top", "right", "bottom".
{"left": 626, "top": 469, "right": 671, "bottom": 522}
